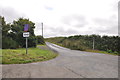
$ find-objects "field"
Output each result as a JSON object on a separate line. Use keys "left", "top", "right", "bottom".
{"left": 2, "top": 45, "right": 58, "bottom": 64}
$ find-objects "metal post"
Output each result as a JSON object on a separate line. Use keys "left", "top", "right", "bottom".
{"left": 93, "top": 37, "right": 94, "bottom": 50}
{"left": 41, "top": 22, "right": 43, "bottom": 37}
{"left": 26, "top": 37, "right": 28, "bottom": 54}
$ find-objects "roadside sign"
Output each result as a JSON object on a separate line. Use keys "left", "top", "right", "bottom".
{"left": 24, "top": 24, "right": 29, "bottom": 32}
{"left": 23, "top": 32, "right": 30, "bottom": 37}
{"left": 23, "top": 24, "right": 30, "bottom": 54}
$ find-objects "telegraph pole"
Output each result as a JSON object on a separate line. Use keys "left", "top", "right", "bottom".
{"left": 41, "top": 22, "right": 43, "bottom": 37}
{"left": 93, "top": 37, "right": 95, "bottom": 50}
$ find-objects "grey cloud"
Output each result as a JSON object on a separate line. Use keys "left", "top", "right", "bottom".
{"left": 45, "top": 25, "right": 65, "bottom": 34}
{"left": 0, "top": 6, "right": 26, "bottom": 23}
{"left": 64, "top": 29, "right": 79, "bottom": 35}
{"left": 111, "top": 0, "right": 118, "bottom": 12}
{"left": 94, "top": 17, "right": 116, "bottom": 27}
{"left": 61, "top": 15, "right": 88, "bottom": 28}
{"left": 44, "top": 6, "right": 53, "bottom": 11}
{"left": 41, "top": 24, "right": 79, "bottom": 37}
{"left": 35, "top": 14, "right": 118, "bottom": 37}
{"left": 93, "top": 16, "right": 118, "bottom": 35}
{"left": 95, "top": 25, "right": 117, "bottom": 34}
{"left": 47, "top": 26, "right": 79, "bottom": 34}
{"left": 119, "top": 1, "right": 120, "bottom": 36}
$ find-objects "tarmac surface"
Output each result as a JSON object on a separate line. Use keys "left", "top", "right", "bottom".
{"left": 2, "top": 42, "right": 118, "bottom": 78}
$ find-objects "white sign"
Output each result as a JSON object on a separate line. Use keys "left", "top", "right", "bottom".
{"left": 23, "top": 32, "right": 30, "bottom": 37}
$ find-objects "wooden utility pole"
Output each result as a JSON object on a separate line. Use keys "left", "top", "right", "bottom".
{"left": 41, "top": 22, "right": 43, "bottom": 37}
{"left": 93, "top": 37, "right": 95, "bottom": 50}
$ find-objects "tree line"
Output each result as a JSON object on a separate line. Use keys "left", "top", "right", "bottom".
{"left": 45, "top": 34, "right": 120, "bottom": 55}
{"left": 1, "top": 16, "right": 45, "bottom": 49}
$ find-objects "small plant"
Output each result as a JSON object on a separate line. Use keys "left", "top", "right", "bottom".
{"left": 107, "top": 49, "right": 112, "bottom": 53}
{"left": 113, "top": 51, "right": 118, "bottom": 54}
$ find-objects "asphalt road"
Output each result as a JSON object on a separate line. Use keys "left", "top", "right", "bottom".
{"left": 2, "top": 42, "right": 118, "bottom": 78}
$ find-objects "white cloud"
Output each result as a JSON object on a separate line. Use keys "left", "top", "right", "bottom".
{"left": 0, "top": 0, "right": 119, "bottom": 37}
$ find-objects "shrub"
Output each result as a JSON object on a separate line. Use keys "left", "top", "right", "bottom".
{"left": 107, "top": 49, "right": 112, "bottom": 53}
{"left": 2, "top": 37, "right": 18, "bottom": 49}
{"left": 36, "top": 36, "right": 45, "bottom": 45}
{"left": 113, "top": 51, "right": 118, "bottom": 54}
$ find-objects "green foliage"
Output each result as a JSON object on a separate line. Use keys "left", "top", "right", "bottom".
{"left": 46, "top": 34, "right": 119, "bottom": 55}
{"left": 36, "top": 35, "right": 45, "bottom": 45}
{"left": 113, "top": 51, "right": 118, "bottom": 54}
{"left": 1, "top": 16, "right": 19, "bottom": 49}
{"left": 1, "top": 16, "right": 11, "bottom": 37}
{"left": 2, "top": 37, "right": 18, "bottom": 49}
{"left": 107, "top": 49, "right": 112, "bottom": 53}
{"left": 11, "top": 18, "right": 36, "bottom": 48}
{"left": 28, "top": 36, "right": 37, "bottom": 47}
{"left": 1, "top": 16, "right": 41, "bottom": 49}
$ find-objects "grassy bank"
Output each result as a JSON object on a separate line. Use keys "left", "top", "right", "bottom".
{"left": 2, "top": 45, "right": 58, "bottom": 64}
{"left": 47, "top": 42, "right": 118, "bottom": 56}
{"left": 0, "top": 49, "right": 1, "bottom": 64}
{"left": 85, "top": 49, "right": 118, "bottom": 56}
{"left": 45, "top": 35, "right": 119, "bottom": 56}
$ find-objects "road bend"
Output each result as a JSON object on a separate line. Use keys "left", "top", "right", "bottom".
{"left": 2, "top": 42, "right": 118, "bottom": 78}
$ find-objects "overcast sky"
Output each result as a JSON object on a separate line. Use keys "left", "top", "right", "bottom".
{"left": 0, "top": 0, "right": 119, "bottom": 38}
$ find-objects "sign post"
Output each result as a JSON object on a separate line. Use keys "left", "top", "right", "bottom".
{"left": 26, "top": 37, "right": 28, "bottom": 54}
{"left": 23, "top": 24, "right": 29, "bottom": 54}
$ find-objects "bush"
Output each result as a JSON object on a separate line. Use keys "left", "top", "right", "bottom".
{"left": 113, "top": 51, "right": 118, "bottom": 54}
{"left": 46, "top": 35, "right": 119, "bottom": 54}
{"left": 36, "top": 36, "right": 45, "bottom": 45}
{"left": 28, "top": 36, "right": 37, "bottom": 47}
{"left": 2, "top": 37, "right": 18, "bottom": 49}
{"left": 107, "top": 49, "right": 112, "bottom": 53}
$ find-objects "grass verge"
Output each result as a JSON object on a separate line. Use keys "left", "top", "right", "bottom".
{"left": 85, "top": 49, "right": 118, "bottom": 56}
{"left": 0, "top": 49, "right": 1, "bottom": 64}
{"left": 46, "top": 42, "right": 118, "bottom": 56}
{"left": 2, "top": 45, "right": 58, "bottom": 64}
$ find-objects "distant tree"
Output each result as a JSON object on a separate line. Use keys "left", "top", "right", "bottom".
{"left": 0, "top": 16, "right": 17, "bottom": 49}
{"left": 46, "top": 34, "right": 119, "bottom": 54}
{"left": 1, "top": 16, "right": 10, "bottom": 37}
{"left": 10, "top": 18, "right": 37, "bottom": 48}
{"left": 1, "top": 16, "right": 38, "bottom": 49}
{"left": 36, "top": 35, "right": 45, "bottom": 45}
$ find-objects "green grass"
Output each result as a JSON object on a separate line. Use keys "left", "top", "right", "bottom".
{"left": 37, "top": 44, "right": 46, "bottom": 46}
{"left": 86, "top": 49, "right": 118, "bottom": 56}
{"left": 2, "top": 46, "right": 58, "bottom": 64}
{"left": 0, "top": 49, "right": 2, "bottom": 64}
